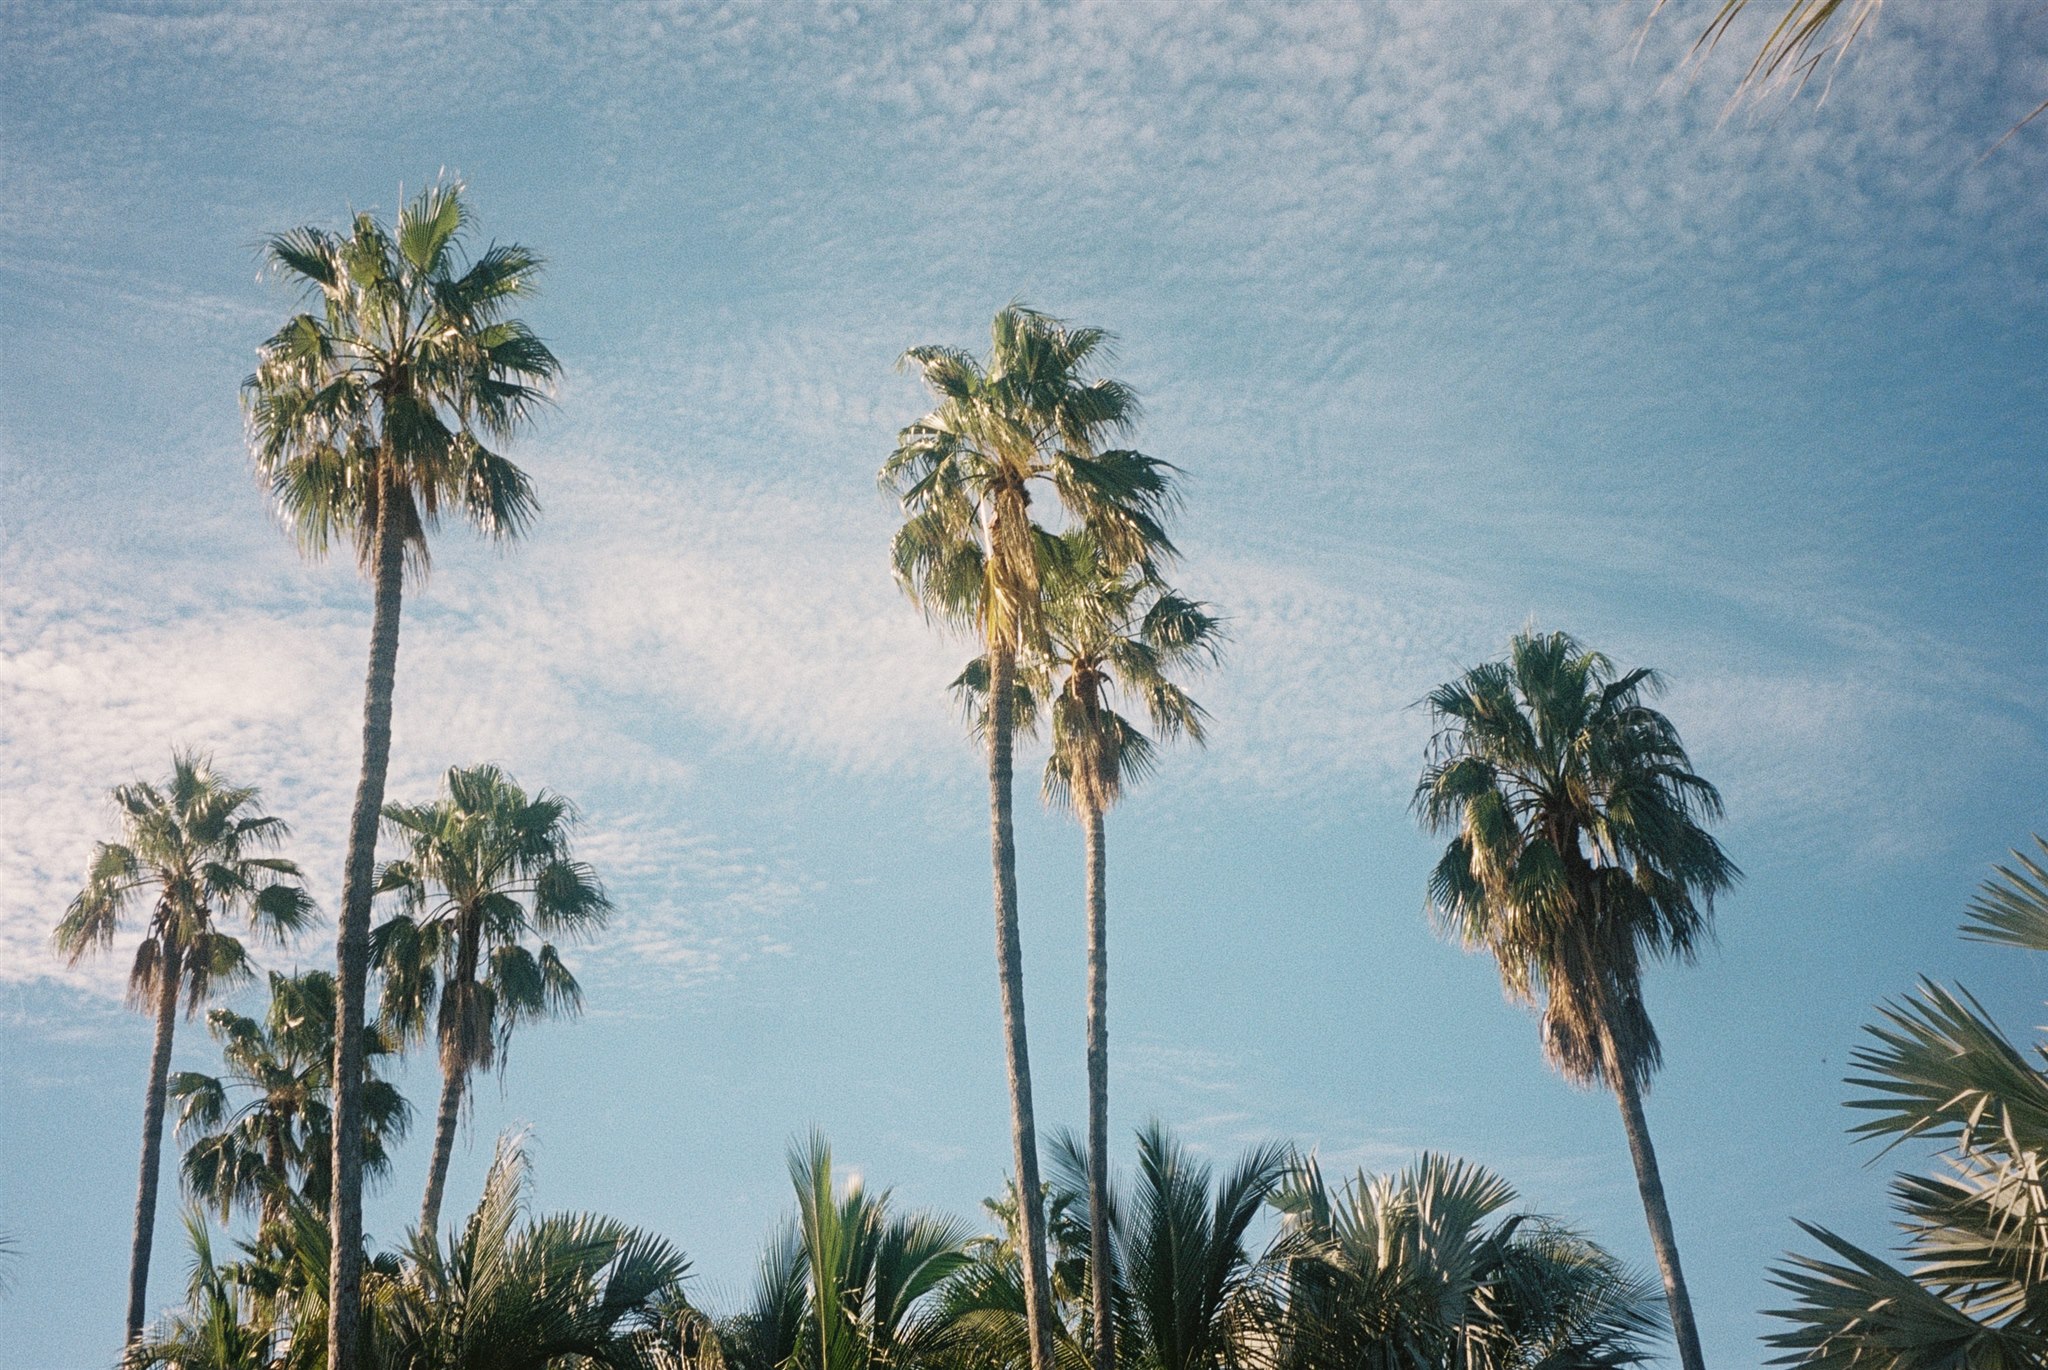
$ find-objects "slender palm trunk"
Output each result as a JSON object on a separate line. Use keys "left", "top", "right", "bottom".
{"left": 125, "top": 938, "right": 183, "bottom": 1344}
{"left": 1612, "top": 1064, "right": 1706, "bottom": 1370}
{"left": 989, "top": 645, "right": 1058, "bottom": 1370}
{"left": 1082, "top": 799, "right": 1115, "bottom": 1370}
{"left": 330, "top": 472, "right": 405, "bottom": 1370}
{"left": 419, "top": 1064, "right": 464, "bottom": 1239}
{"left": 422, "top": 915, "right": 482, "bottom": 1238}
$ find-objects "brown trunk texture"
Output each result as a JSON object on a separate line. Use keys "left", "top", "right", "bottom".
{"left": 989, "top": 646, "right": 1058, "bottom": 1370}
{"left": 329, "top": 475, "right": 405, "bottom": 1370}
{"left": 1083, "top": 801, "right": 1115, "bottom": 1370}
{"left": 125, "top": 938, "right": 183, "bottom": 1344}
{"left": 419, "top": 1059, "right": 464, "bottom": 1239}
{"left": 1613, "top": 1063, "right": 1708, "bottom": 1370}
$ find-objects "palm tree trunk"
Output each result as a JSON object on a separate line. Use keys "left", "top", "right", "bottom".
{"left": 419, "top": 1062, "right": 464, "bottom": 1239}
{"left": 989, "top": 644, "right": 1058, "bottom": 1370}
{"left": 1612, "top": 1065, "right": 1708, "bottom": 1370}
{"left": 1083, "top": 799, "right": 1114, "bottom": 1370}
{"left": 124, "top": 938, "right": 183, "bottom": 1344}
{"left": 329, "top": 471, "right": 405, "bottom": 1370}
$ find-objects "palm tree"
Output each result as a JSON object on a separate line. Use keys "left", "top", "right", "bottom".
{"left": 883, "top": 304, "right": 1177, "bottom": 1370}
{"left": 1011, "top": 1123, "right": 1284, "bottom": 1370}
{"left": 124, "top": 1218, "right": 275, "bottom": 1370}
{"left": 170, "top": 969, "right": 410, "bottom": 1230}
{"left": 713, "top": 1134, "right": 974, "bottom": 1370}
{"left": 245, "top": 178, "right": 559, "bottom": 1370}
{"left": 1414, "top": 629, "right": 1738, "bottom": 1370}
{"left": 370, "top": 763, "right": 609, "bottom": 1238}
{"left": 52, "top": 750, "right": 314, "bottom": 1344}
{"left": 374, "top": 1134, "right": 691, "bottom": 1370}
{"left": 129, "top": 1136, "right": 687, "bottom": 1370}
{"left": 957, "top": 535, "right": 1220, "bottom": 1370}
{"left": 1258, "top": 1152, "right": 1665, "bottom": 1369}
{"left": 1765, "top": 836, "right": 2048, "bottom": 1367}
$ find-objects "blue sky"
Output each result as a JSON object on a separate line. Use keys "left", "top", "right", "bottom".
{"left": 2, "top": 1, "right": 2044, "bottom": 1365}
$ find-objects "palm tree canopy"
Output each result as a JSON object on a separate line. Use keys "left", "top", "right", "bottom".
{"left": 1259, "top": 1153, "right": 1665, "bottom": 1370}
{"left": 952, "top": 532, "right": 1222, "bottom": 814}
{"left": 244, "top": 180, "right": 558, "bottom": 578}
{"left": 1018, "top": 1123, "right": 1285, "bottom": 1370}
{"left": 882, "top": 304, "right": 1177, "bottom": 655}
{"left": 371, "top": 763, "right": 609, "bottom": 1076}
{"left": 1766, "top": 837, "right": 2048, "bottom": 1367}
{"left": 715, "top": 1134, "right": 975, "bottom": 1370}
{"left": 53, "top": 749, "right": 315, "bottom": 1012}
{"left": 1415, "top": 629, "right": 1739, "bottom": 1089}
{"left": 170, "top": 970, "right": 411, "bottom": 1222}
{"left": 372, "top": 1136, "right": 691, "bottom": 1370}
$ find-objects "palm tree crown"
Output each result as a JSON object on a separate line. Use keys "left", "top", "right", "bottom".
{"left": 1259, "top": 1153, "right": 1665, "bottom": 1369}
{"left": 55, "top": 750, "right": 314, "bottom": 999}
{"left": 883, "top": 303, "right": 1176, "bottom": 652}
{"left": 245, "top": 180, "right": 557, "bottom": 574}
{"left": 1415, "top": 628, "right": 1737, "bottom": 1090}
{"left": 170, "top": 970, "right": 410, "bottom": 1227}
{"left": 1766, "top": 836, "right": 2048, "bottom": 1366}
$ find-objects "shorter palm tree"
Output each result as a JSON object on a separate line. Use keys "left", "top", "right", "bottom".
{"left": 949, "top": 1123, "right": 1286, "bottom": 1370}
{"left": 54, "top": 750, "right": 315, "bottom": 1344}
{"left": 170, "top": 970, "right": 410, "bottom": 1229}
{"left": 1765, "top": 836, "right": 2048, "bottom": 1367}
{"left": 371, "top": 763, "right": 610, "bottom": 1238}
{"left": 374, "top": 1135, "right": 691, "bottom": 1370}
{"left": 1258, "top": 1153, "right": 1665, "bottom": 1369}
{"left": 715, "top": 1134, "right": 975, "bottom": 1370}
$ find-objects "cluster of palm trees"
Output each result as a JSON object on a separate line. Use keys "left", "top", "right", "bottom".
{"left": 47, "top": 180, "right": 2035, "bottom": 1370}
{"left": 58, "top": 750, "right": 609, "bottom": 1362}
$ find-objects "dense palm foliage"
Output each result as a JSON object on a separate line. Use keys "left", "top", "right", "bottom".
{"left": 1256, "top": 1153, "right": 1664, "bottom": 1369}
{"left": 1063, "top": 1123, "right": 1286, "bottom": 1370}
{"left": 171, "top": 970, "right": 410, "bottom": 1229}
{"left": 372, "top": 1137, "right": 691, "bottom": 1370}
{"left": 129, "top": 1136, "right": 687, "bottom": 1370}
{"left": 371, "top": 764, "right": 609, "bottom": 1237}
{"left": 53, "top": 751, "right": 314, "bottom": 1344}
{"left": 1415, "top": 629, "right": 1738, "bottom": 1370}
{"left": 883, "top": 303, "right": 1178, "bottom": 1370}
{"left": 246, "top": 180, "right": 559, "bottom": 1370}
{"left": 1765, "top": 837, "right": 2048, "bottom": 1367}
{"left": 714, "top": 1134, "right": 975, "bottom": 1370}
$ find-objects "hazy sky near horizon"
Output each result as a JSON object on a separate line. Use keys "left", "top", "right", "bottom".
{"left": 2, "top": 2, "right": 2044, "bottom": 1366}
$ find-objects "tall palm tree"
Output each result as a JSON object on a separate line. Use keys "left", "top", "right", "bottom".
{"left": 1414, "top": 629, "right": 1738, "bottom": 1370}
{"left": 52, "top": 750, "right": 314, "bottom": 1344}
{"left": 1765, "top": 836, "right": 2048, "bottom": 1367}
{"left": 1259, "top": 1152, "right": 1665, "bottom": 1369}
{"left": 170, "top": 969, "right": 410, "bottom": 1230}
{"left": 883, "top": 304, "right": 1177, "bottom": 1370}
{"left": 370, "top": 763, "right": 609, "bottom": 1238}
{"left": 958, "top": 534, "right": 1220, "bottom": 1370}
{"left": 245, "top": 179, "right": 559, "bottom": 1370}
